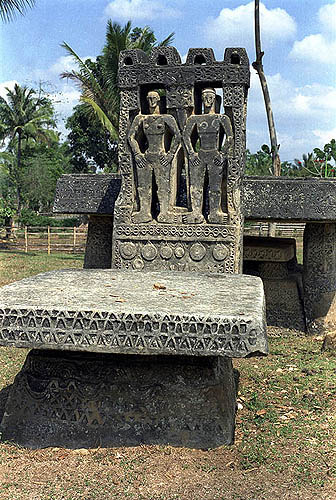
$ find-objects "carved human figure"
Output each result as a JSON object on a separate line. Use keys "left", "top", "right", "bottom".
{"left": 128, "top": 91, "right": 181, "bottom": 223}
{"left": 183, "top": 88, "right": 234, "bottom": 224}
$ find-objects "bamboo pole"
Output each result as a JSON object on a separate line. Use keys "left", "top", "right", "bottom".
{"left": 48, "top": 226, "right": 51, "bottom": 255}
{"left": 24, "top": 226, "right": 28, "bottom": 253}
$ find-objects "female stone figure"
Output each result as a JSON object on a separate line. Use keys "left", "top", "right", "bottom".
{"left": 128, "top": 91, "right": 181, "bottom": 223}
{"left": 183, "top": 88, "right": 234, "bottom": 224}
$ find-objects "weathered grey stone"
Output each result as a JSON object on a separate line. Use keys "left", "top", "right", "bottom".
{"left": 54, "top": 175, "right": 336, "bottom": 222}
{"left": 53, "top": 174, "right": 121, "bottom": 214}
{"left": 84, "top": 215, "right": 113, "bottom": 269}
{"left": 0, "top": 269, "right": 267, "bottom": 358}
{"left": 243, "top": 176, "right": 336, "bottom": 222}
{"left": 303, "top": 223, "right": 336, "bottom": 334}
{"left": 1, "top": 350, "right": 237, "bottom": 448}
{"left": 243, "top": 236, "right": 296, "bottom": 262}
{"left": 243, "top": 237, "right": 305, "bottom": 331}
{"left": 113, "top": 46, "right": 250, "bottom": 274}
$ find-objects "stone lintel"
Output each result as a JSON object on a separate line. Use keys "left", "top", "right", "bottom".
{"left": 54, "top": 174, "right": 336, "bottom": 222}
{"left": 0, "top": 269, "right": 267, "bottom": 358}
{"left": 243, "top": 176, "right": 336, "bottom": 222}
{"left": 53, "top": 174, "right": 121, "bottom": 215}
{"left": 243, "top": 236, "right": 296, "bottom": 262}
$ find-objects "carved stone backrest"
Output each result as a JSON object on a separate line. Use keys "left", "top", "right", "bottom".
{"left": 112, "top": 47, "right": 250, "bottom": 273}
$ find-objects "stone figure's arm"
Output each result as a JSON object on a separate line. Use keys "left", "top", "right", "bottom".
{"left": 182, "top": 116, "right": 197, "bottom": 156}
{"left": 128, "top": 115, "right": 143, "bottom": 156}
{"left": 164, "top": 115, "right": 181, "bottom": 158}
{"left": 220, "top": 115, "right": 234, "bottom": 155}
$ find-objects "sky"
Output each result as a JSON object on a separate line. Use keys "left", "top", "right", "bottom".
{"left": 1, "top": 0, "right": 336, "bottom": 161}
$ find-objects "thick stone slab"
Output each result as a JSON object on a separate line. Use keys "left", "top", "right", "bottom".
{"left": 243, "top": 236, "right": 296, "bottom": 262}
{"left": 54, "top": 174, "right": 336, "bottom": 222}
{"left": 53, "top": 174, "right": 121, "bottom": 214}
{"left": 243, "top": 176, "right": 336, "bottom": 222}
{"left": 0, "top": 269, "right": 267, "bottom": 358}
{"left": 1, "top": 350, "right": 237, "bottom": 448}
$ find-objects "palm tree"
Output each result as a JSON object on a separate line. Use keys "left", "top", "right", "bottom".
{"left": 0, "top": 0, "right": 35, "bottom": 22}
{"left": 61, "top": 21, "right": 174, "bottom": 140}
{"left": 0, "top": 84, "right": 56, "bottom": 215}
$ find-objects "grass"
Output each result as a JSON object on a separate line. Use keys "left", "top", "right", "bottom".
{"left": 0, "top": 250, "right": 335, "bottom": 499}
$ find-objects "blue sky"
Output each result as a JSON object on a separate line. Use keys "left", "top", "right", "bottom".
{"left": 1, "top": 0, "right": 335, "bottom": 161}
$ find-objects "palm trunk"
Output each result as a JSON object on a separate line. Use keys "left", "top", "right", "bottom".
{"left": 253, "top": 0, "right": 280, "bottom": 237}
{"left": 16, "top": 130, "right": 23, "bottom": 217}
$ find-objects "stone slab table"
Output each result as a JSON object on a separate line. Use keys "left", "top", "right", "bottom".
{"left": 0, "top": 269, "right": 266, "bottom": 449}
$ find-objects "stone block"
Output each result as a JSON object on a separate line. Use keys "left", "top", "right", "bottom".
{"left": 0, "top": 269, "right": 268, "bottom": 358}
{"left": 1, "top": 349, "right": 237, "bottom": 449}
{"left": 243, "top": 177, "right": 336, "bottom": 222}
{"left": 53, "top": 174, "right": 121, "bottom": 214}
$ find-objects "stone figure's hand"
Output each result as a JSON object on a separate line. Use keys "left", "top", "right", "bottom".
{"left": 159, "top": 152, "right": 173, "bottom": 168}
{"left": 222, "top": 135, "right": 234, "bottom": 155}
{"left": 135, "top": 153, "right": 146, "bottom": 169}
{"left": 214, "top": 152, "right": 223, "bottom": 167}
{"left": 189, "top": 152, "right": 200, "bottom": 166}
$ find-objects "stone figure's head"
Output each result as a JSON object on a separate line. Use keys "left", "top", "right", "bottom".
{"left": 201, "top": 88, "right": 216, "bottom": 112}
{"left": 147, "top": 91, "right": 161, "bottom": 114}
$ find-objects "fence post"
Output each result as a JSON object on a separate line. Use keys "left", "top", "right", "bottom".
{"left": 73, "top": 226, "right": 76, "bottom": 253}
{"left": 48, "top": 226, "right": 51, "bottom": 255}
{"left": 24, "top": 226, "right": 28, "bottom": 253}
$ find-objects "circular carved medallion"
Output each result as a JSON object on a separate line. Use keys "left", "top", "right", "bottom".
{"left": 160, "top": 245, "right": 173, "bottom": 260}
{"left": 213, "top": 244, "right": 229, "bottom": 261}
{"left": 141, "top": 243, "right": 157, "bottom": 261}
{"left": 189, "top": 243, "right": 206, "bottom": 262}
{"left": 174, "top": 245, "right": 185, "bottom": 259}
{"left": 119, "top": 242, "right": 137, "bottom": 260}
{"left": 132, "top": 257, "right": 144, "bottom": 270}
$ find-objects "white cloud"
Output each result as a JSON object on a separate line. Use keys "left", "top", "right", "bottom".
{"left": 290, "top": 34, "right": 336, "bottom": 64}
{"left": 49, "top": 55, "right": 96, "bottom": 76}
{"left": 247, "top": 70, "right": 336, "bottom": 159}
{"left": 104, "top": 0, "right": 180, "bottom": 21}
{"left": 0, "top": 80, "right": 18, "bottom": 100}
{"left": 290, "top": 2, "right": 336, "bottom": 64}
{"left": 204, "top": 2, "right": 296, "bottom": 50}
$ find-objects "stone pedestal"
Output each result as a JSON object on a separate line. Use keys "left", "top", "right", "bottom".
{"left": 303, "top": 223, "right": 336, "bottom": 334}
{"left": 1, "top": 349, "right": 237, "bottom": 449}
{"left": 243, "top": 237, "right": 305, "bottom": 330}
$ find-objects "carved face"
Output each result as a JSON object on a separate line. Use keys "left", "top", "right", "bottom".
{"left": 147, "top": 91, "right": 160, "bottom": 111}
{"left": 202, "top": 89, "right": 216, "bottom": 109}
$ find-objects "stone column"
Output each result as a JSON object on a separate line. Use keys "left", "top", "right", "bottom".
{"left": 303, "top": 222, "right": 336, "bottom": 333}
{"left": 84, "top": 215, "right": 114, "bottom": 269}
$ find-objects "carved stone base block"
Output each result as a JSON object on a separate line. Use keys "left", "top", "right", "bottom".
{"left": 84, "top": 216, "right": 113, "bottom": 269}
{"left": 1, "top": 350, "right": 237, "bottom": 449}
{"left": 303, "top": 223, "right": 336, "bottom": 334}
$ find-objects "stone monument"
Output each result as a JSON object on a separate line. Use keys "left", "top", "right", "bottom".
{"left": 0, "top": 47, "right": 268, "bottom": 449}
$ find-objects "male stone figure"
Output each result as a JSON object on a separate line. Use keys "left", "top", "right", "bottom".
{"left": 128, "top": 91, "right": 181, "bottom": 223}
{"left": 183, "top": 88, "right": 234, "bottom": 224}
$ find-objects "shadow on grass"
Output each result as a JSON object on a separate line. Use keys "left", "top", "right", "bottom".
{"left": 0, "top": 249, "right": 84, "bottom": 261}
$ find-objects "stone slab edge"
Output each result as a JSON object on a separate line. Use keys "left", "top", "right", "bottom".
{"left": 0, "top": 270, "right": 268, "bottom": 359}
{"left": 54, "top": 174, "right": 336, "bottom": 221}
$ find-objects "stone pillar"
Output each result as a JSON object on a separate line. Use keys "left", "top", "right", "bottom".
{"left": 84, "top": 215, "right": 113, "bottom": 269}
{"left": 303, "top": 222, "right": 336, "bottom": 333}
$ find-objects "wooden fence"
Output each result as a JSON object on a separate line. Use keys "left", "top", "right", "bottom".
{"left": 0, "top": 226, "right": 88, "bottom": 254}
{"left": 244, "top": 222, "right": 305, "bottom": 238}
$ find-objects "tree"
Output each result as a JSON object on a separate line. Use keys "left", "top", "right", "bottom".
{"left": 66, "top": 103, "right": 118, "bottom": 173}
{"left": 0, "top": 0, "right": 35, "bottom": 22}
{"left": 0, "top": 84, "right": 56, "bottom": 215}
{"left": 252, "top": 0, "right": 281, "bottom": 177}
{"left": 61, "top": 21, "right": 174, "bottom": 164}
{"left": 246, "top": 145, "right": 272, "bottom": 176}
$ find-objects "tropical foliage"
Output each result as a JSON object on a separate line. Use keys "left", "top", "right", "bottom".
{"left": 0, "top": 0, "right": 35, "bottom": 22}
{"left": 62, "top": 21, "right": 174, "bottom": 171}
{"left": 0, "top": 84, "right": 70, "bottom": 218}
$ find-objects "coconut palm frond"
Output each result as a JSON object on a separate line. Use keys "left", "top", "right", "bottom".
{"left": 81, "top": 97, "right": 118, "bottom": 141}
{"left": 0, "top": 0, "right": 35, "bottom": 22}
